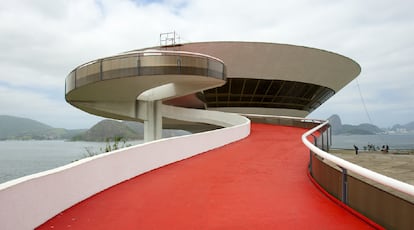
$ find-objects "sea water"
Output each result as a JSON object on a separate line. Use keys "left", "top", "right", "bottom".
{"left": 0, "top": 140, "right": 143, "bottom": 184}
{"left": 1, "top": 134, "right": 413, "bottom": 184}
{"left": 331, "top": 134, "right": 414, "bottom": 150}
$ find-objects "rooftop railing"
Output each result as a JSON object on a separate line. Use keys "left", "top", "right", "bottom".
{"left": 65, "top": 50, "right": 226, "bottom": 95}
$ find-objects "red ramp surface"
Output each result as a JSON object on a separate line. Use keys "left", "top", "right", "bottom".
{"left": 38, "top": 123, "right": 377, "bottom": 229}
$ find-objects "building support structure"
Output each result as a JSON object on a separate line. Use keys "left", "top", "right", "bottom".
{"left": 140, "top": 100, "right": 163, "bottom": 142}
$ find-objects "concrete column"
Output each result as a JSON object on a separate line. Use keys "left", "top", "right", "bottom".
{"left": 144, "top": 100, "right": 162, "bottom": 142}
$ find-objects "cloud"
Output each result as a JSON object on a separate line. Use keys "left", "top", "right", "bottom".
{"left": 0, "top": 84, "right": 100, "bottom": 128}
{"left": 0, "top": 0, "right": 413, "bottom": 128}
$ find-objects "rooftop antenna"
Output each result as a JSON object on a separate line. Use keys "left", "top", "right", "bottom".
{"left": 160, "top": 31, "right": 180, "bottom": 47}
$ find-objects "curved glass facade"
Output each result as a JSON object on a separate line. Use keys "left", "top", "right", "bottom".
{"left": 203, "top": 78, "right": 334, "bottom": 112}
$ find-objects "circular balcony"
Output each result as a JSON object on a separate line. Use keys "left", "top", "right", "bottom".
{"left": 65, "top": 50, "right": 226, "bottom": 121}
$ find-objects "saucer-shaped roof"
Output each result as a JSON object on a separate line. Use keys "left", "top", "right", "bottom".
{"left": 147, "top": 41, "right": 361, "bottom": 117}
{"left": 66, "top": 42, "right": 360, "bottom": 128}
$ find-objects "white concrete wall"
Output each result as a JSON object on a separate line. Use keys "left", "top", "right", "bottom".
{"left": 0, "top": 114, "right": 250, "bottom": 230}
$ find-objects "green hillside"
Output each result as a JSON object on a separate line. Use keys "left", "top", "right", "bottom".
{"left": 72, "top": 119, "right": 144, "bottom": 141}
{"left": 72, "top": 119, "right": 191, "bottom": 141}
{"left": 0, "top": 115, "right": 188, "bottom": 141}
{"left": 0, "top": 115, "right": 51, "bottom": 139}
{"left": 0, "top": 115, "right": 84, "bottom": 140}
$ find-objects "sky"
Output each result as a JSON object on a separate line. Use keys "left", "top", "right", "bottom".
{"left": 0, "top": 0, "right": 413, "bottom": 129}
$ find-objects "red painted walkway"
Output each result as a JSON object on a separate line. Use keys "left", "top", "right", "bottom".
{"left": 37, "top": 123, "right": 378, "bottom": 229}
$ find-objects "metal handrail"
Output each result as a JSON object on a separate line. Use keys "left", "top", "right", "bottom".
{"left": 242, "top": 113, "right": 325, "bottom": 124}
{"left": 302, "top": 120, "right": 414, "bottom": 197}
{"left": 73, "top": 49, "right": 225, "bottom": 71}
{"left": 65, "top": 49, "right": 227, "bottom": 94}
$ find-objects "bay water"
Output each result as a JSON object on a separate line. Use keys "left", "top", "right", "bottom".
{"left": 0, "top": 140, "right": 142, "bottom": 184}
{"left": 1, "top": 134, "right": 413, "bottom": 184}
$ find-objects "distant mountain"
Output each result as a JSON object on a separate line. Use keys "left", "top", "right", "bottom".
{"left": 72, "top": 119, "right": 144, "bottom": 141}
{"left": 327, "top": 114, "right": 383, "bottom": 135}
{"left": 389, "top": 121, "right": 414, "bottom": 133}
{"left": 327, "top": 114, "right": 342, "bottom": 132}
{"left": 340, "top": 123, "right": 383, "bottom": 135}
{"left": 328, "top": 115, "right": 414, "bottom": 134}
{"left": 123, "top": 120, "right": 190, "bottom": 138}
{"left": 71, "top": 119, "right": 190, "bottom": 141}
{"left": 0, "top": 115, "right": 188, "bottom": 141}
{"left": 123, "top": 121, "right": 145, "bottom": 134}
{"left": 404, "top": 121, "right": 414, "bottom": 130}
{"left": 0, "top": 115, "right": 85, "bottom": 140}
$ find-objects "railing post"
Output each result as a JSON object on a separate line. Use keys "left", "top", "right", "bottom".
{"left": 99, "top": 59, "right": 103, "bottom": 80}
{"left": 311, "top": 134, "right": 317, "bottom": 147}
{"left": 137, "top": 56, "right": 141, "bottom": 76}
{"left": 309, "top": 134, "right": 318, "bottom": 176}
{"left": 327, "top": 126, "right": 331, "bottom": 152}
{"left": 321, "top": 131, "right": 325, "bottom": 151}
{"left": 309, "top": 151, "right": 313, "bottom": 175}
{"left": 341, "top": 167, "right": 348, "bottom": 204}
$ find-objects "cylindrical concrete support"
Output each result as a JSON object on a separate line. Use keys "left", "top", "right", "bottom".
{"left": 144, "top": 100, "right": 162, "bottom": 142}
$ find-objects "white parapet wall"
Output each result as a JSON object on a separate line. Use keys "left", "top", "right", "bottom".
{"left": 0, "top": 111, "right": 250, "bottom": 230}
